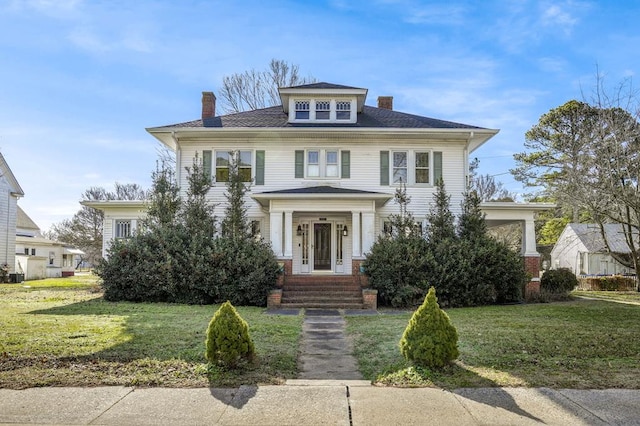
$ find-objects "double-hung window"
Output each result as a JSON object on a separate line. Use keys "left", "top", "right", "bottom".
{"left": 392, "top": 151, "right": 408, "bottom": 184}
{"left": 336, "top": 101, "right": 351, "bottom": 120}
{"left": 315, "top": 101, "right": 330, "bottom": 120}
{"left": 415, "top": 152, "right": 430, "bottom": 184}
{"left": 381, "top": 150, "right": 442, "bottom": 185}
{"left": 295, "top": 101, "right": 310, "bottom": 119}
{"left": 115, "top": 220, "right": 132, "bottom": 239}
{"left": 306, "top": 149, "right": 340, "bottom": 178}
{"left": 216, "top": 151, "right": 252, "bottom": 183}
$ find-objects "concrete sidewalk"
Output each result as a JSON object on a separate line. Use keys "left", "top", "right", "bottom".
{"left": 1, "top": 382, "right": 639, "bottom": 425}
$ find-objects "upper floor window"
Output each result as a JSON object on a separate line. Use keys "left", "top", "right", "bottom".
{"left": 415, "top": 152, "right": 430, "bottom": 184}
{"left": 295, "top": 101, "right": 310, "bottom": 119}
{"left": 216, "top": 151, "right": 252, "bottom": 182}
{"left": 393, "top": 151, "right": 408, "bottom": 184}
{"left": 381, "top": 150, "right": 442, "bottom": 186}
{"left": 315, "top": 101, "right": 330, "bottom": 120}
{"left": 336, "top": 101, "right": 351, "bottom": 120}
{"left": 115, "top": 220, "right": 132, "bottom": 239}
{"left": 306, "top": 149, "right": 340, "bottom": 178}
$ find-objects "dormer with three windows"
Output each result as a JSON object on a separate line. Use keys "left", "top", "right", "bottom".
{"left": 279, "top": 82, "right": 367, "bottom": 124}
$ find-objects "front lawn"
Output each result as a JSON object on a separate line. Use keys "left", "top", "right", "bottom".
{"left": 346, "top": 299, "right": 640, "bottom": 389}
{"left": 0, "top": 275, "right": 302, "bottom": 389}
{"left": 572, "top": 290, "right": 640, "bottom": 304}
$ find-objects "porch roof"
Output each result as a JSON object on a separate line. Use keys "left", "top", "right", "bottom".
{"left": 251, "top": 185, "right": 393, "bottom": 208}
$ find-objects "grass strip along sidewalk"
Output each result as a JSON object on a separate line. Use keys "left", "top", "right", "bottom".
{"left": 2, "top": 275, "right": 640, "bottom": 389}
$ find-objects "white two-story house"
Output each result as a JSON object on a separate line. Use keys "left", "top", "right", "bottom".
{"left": 87, "top": 83, "right": 551, "bottom": 304}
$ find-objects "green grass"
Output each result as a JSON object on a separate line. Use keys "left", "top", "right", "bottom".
{"left": 346, "top": 299, "right": 640, "bottom": 389}
{"left": 0, "top": 275, "right": 303, "bottom": 389}
{"left": 573, "top": 290, "right": 640, "bottom": 304}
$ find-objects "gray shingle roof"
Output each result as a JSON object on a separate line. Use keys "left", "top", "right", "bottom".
{"left": 569, "top": 223, "right": 639, "bottom": 253}
{"left": 281, "top": 82, "right": 366, "bottom": 90}
{"left": 152, "top": 105, "right": 484, "bottom": 130}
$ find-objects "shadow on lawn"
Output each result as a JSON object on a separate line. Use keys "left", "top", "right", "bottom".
{"left": 25, "top": 297, "right": 297, "bottom": 397}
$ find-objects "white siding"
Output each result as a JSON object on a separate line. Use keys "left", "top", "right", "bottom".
{"left": 0, "top": 176, "right": 18, "bottom": 273}
{"left": 176, "top": 137, "right": 468, "bottom": 234}
{"left": 102, "top": 207, "right": 146, "bottom": 258}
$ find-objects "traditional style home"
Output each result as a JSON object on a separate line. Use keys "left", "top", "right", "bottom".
{"left": 0, "top": 152, "right": 24, "bottom": 282}
{"left": 87, "top": 83, "right": 552, "bottom": 307}
{"left": 551, "top": 223, "right": 637, "bottom": 276}
{"left": 15, "top": 206, "right": 84, "bottom": 280}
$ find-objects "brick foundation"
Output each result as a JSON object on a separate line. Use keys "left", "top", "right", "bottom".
{"left": 352, "top": 259, "right": 369, "bottom": 288}
{"left": 523, "top": 255, "right": 541, "bottom": 300}
{"left": 62, "top": 271, "right": 75, "bottom": 277}
{"left": 362, "top": 289, "right": 378, "bottom": 310}
{"left": 267, "top": 289, "right": 282, "bottom": 309}
{"left": 275, "top": 259, "right": 292, "bottom": 288}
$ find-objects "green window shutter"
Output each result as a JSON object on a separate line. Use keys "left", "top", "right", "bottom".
{"left": 341, "top": 150, "right": 350, "bottom": 178}
{"left": 295, "top": 150, "right": 304, "bottom": 178}
{"left": 434, "top": 151, "right": 443, "bottom": 183}
{"left": 380, "top": 151, "right": 389, "bottom": 185}
{"left": 255, "top": 150, "right": 265, "bottom": 185}
{"left": 203, "top": 150, "right": 212, "bottom": 179}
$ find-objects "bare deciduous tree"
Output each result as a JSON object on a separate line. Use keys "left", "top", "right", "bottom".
{"left": 219, "top": 59, "right": 316, "bottom": 113}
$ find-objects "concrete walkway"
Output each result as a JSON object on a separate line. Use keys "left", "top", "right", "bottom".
{"left": 1, "top": 385, "right": 640, "bottom": 425}
{"left": 297, "top": 309, "right": 364, "bottom": 380}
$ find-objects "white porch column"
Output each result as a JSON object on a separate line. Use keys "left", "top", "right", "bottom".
{"left": 270, "top": 211, "right": 283, "bottom": 257}
{"left": 352, "top": 212, "right": 361, "bottom": 257}
{"left": 521, "top": 219, "right": 538, "bottom": 256}
{"left": 284, "top": 211, "right": 293, "bottom": 257}
{"left": 361, "top": 212, "right": 376, "bottom": 255}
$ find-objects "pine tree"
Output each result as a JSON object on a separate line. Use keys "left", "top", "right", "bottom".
{"left": 425, "top": 179, "right": 456, "bottom": 242}
{"left": 458, "top": 189, "right": 487, "bottom": 242}
{"left": 205, "top": 301, "right": 255, "bottom": 368}
{"left": 400, "top": 286, "right": 459, "bottom": 367}
{"left": 221, "top": 151, "right": 251, "bottom": 240}
{"left": 182, "top": 152, "right": 216, "bottom": 238}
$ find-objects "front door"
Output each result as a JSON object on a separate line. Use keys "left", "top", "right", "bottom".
{"left": 313, "top": 223, "right": 332, "bottom": 271}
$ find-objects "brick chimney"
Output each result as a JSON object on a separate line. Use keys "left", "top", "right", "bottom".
{"left": 202, "top": 91, "right": 216, "bottom": 120}
{"left": 377, "top": 96, "right": 393, "bottom": 110}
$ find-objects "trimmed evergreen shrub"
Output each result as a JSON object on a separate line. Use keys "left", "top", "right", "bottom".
{"left": 205, "top": 301, "right": 255, "bottom": 368}
{"left": 400, "top": 286, "right": 459, "bottom": 368}
{"left": 363, "top": 235, "right": 431, "bottom": 307}
{"left": 541, "top": 268, "right": 577, "bottom": 296}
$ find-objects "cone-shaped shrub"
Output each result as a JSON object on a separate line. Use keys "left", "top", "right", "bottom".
{"left": 400, "top": 286, "right": 459, "bottom": 368}
{"left": 205, "top": 301, "right": 255, "bottom": 368}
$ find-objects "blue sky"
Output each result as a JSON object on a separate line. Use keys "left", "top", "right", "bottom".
{"left": 1, "top": 0, "right": 639, "bottom": 231}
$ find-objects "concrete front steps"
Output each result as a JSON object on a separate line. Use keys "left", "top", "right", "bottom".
{"left": 281, "top": 275, "right": 365, "bottom": 309}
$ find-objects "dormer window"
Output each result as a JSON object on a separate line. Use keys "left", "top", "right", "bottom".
{"left": 295, "top": 101, "right": 310, "bottom": 119}
{"left": 316, "top": 101, "right": 330, "bottom": 120}
{"left": 336, "top": 101, "right": 351, "bottom": 120}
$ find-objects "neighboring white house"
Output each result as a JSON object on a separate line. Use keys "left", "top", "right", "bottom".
{"left": 0, "top": 151, "right": 25, "bottom": 280}
{"left": 551, "top": 223, "right": 637, "bottom": 276}
{"left": 15, "top": 206, "right": 84, "bottom": 280}
{"left": 86, "top": 82, "right": 553, "bottom": 299}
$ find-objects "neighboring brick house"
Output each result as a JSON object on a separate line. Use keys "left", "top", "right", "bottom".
{"left": 86, "top": 83, "right": 552, "bottom": 305}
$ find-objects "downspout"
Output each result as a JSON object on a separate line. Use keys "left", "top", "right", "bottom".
{"left": 464, "top": 131, "right": 475, "bottom": 190}
{"left": 5, "top": 192, "right": 10, "bottom": 269}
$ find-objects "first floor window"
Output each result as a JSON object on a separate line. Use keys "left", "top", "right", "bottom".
{"left": 115, "top": 220, "right": 132, "bottom": 239}
{"left": 31, "top": 248, "right": 36, "bottom": 256}
{"left": 251, "top": 220, "right": 262, "bottom": 240}
{"left": 24, "top": 248, "right": 29, "bottom": 255}
{"left": 49, "top": 251, "right": 55, "bottom": 266}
